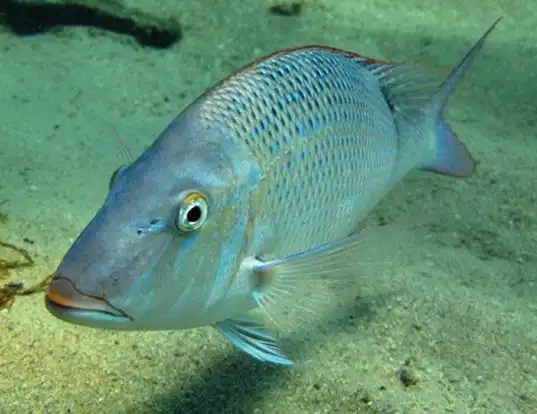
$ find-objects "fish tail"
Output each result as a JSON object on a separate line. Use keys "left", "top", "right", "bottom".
{"left": 364, "top": 18, "right": 501, "bottom": 177}
{"left": 421, "top": 18, "right": 501, "bottom": 177}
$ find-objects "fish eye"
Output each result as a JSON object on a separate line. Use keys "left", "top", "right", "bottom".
{"left": 175, "top": 191, "right": 209, "bottom": 233}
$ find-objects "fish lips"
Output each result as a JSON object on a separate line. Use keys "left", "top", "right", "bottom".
{"left": 45, "top": 277, "right": 133, "bottom": 328}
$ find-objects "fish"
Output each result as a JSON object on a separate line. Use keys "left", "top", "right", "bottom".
{"left": 45, "top": 19, "right": 500, "bottom": 365}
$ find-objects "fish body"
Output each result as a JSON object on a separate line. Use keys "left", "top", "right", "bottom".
{"left": 45, "top": 20, "right": 500, "bottom": 365}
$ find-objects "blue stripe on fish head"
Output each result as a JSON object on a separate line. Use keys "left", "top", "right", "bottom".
{"left": 172, "top": 233, "right": 199, "bottom": 274}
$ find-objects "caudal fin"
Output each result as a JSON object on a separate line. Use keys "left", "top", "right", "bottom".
{"left": 360, "top": 18, "right": 501, "bottom": 177}
{"left": 422, "top": 115, "right": 475, "bottom": 177}
{"left": 422, "top": 18, "right": 501, "bottom": 177}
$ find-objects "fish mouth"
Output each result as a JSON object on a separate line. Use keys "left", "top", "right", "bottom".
{"left": 45, "top": 277, "right": 132, "bottom": 325}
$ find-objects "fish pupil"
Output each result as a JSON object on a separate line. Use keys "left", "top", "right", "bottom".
{"left": 186, "top": 206, "right": 202, "bottom": 223}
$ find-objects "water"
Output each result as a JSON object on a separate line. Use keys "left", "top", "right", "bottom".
{"left": 1, "top": 1, "right": 535, "bottom": 412}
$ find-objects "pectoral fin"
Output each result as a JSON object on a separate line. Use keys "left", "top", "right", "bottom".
{"left": 249, "top": 221, "right": 417, "bottom": 334}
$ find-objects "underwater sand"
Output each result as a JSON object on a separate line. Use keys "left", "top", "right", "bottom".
{"left": 1, "top": 0, "right": 536, "bottom": 412}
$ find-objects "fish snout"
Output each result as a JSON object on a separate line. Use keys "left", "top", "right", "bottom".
{"left": 45, "top": 276, "right": 126, "bottom": 317}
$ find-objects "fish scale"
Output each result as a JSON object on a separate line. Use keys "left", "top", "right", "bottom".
{"left": 198, "top": 49, "right": 398, "bottom": 259}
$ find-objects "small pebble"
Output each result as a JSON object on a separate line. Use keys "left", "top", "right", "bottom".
{"left": 398, "top": 367, "right": 419, "bottom": 387}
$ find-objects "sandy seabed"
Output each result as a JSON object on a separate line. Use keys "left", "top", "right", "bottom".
{"left": 1, "top": 1, "right": 535, "bottom": 413}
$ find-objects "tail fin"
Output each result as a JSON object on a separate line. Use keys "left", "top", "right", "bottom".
{"left": 431, "top": 18, "right": 501, "bottom": 117}
{"left": 362, "top": 18, "right": 501, "bottom": 177}
{"left": 423, "top": 115, "right": 475, "bottom": 177}
{"left": 422, "top": 18, "right": 501, "bottom": 177}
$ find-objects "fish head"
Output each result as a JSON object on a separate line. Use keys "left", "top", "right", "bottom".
{"left": 45, "top": 110, "right": 259, "bottom": 330}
